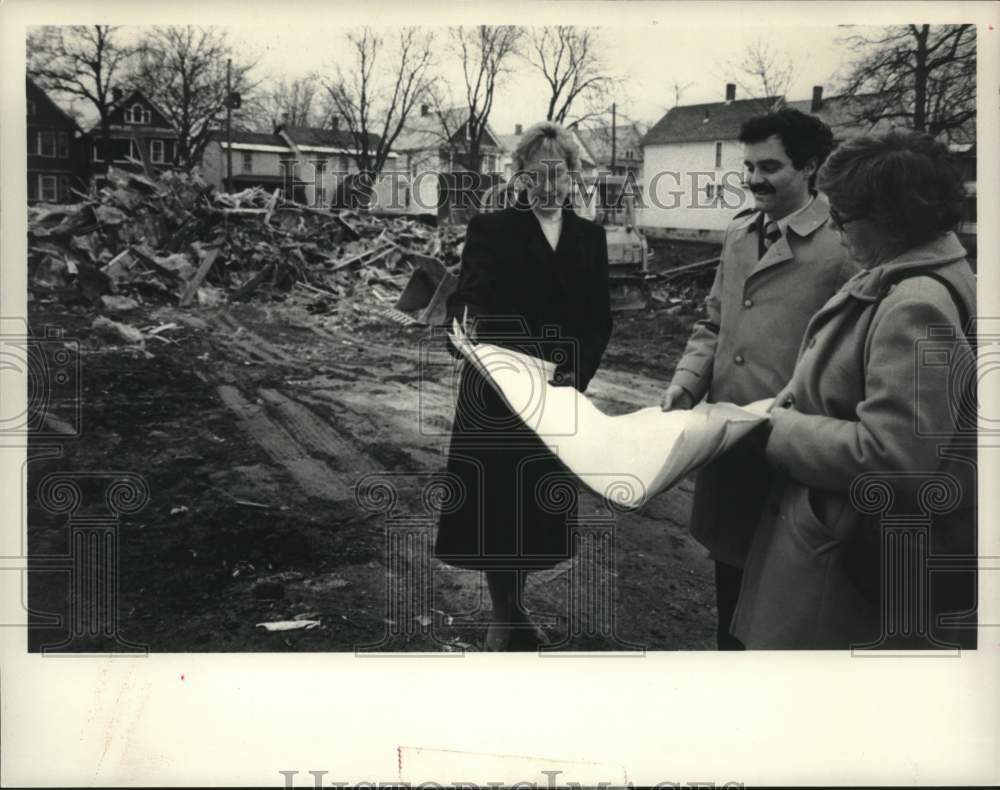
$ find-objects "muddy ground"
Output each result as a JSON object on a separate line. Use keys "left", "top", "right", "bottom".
{"left": 27, "top": 238, "right": 723, "bottom": 653}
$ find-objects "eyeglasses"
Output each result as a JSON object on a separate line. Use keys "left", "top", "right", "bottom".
{"left": 828, "top": 205, "right": 858, "bottom": 230}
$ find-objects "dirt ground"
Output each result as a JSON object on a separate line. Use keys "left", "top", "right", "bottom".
{"left": 27, "top": 240, "right": 723, "bottom": 653}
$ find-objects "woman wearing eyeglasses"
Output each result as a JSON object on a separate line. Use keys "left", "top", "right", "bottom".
{"left": 731, "top": 131, "right": 977, "bottom": 649}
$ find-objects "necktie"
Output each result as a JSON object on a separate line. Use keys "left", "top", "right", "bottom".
{"left": 761, "top": 218, "right": 781, "bottom": 258}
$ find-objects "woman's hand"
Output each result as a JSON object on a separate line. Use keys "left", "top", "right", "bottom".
{"left": 768, "top": 386, "right": 796, "bottom": 417}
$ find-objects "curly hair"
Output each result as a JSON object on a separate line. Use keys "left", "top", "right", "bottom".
{"left": 512, "top": 121, "right": 581, "bottom": 172}
{"left": 817, "top": 131, "right": 966, "bottom": 246}
{"left": 738, "top": 108, "right": 835, "bottom": 188}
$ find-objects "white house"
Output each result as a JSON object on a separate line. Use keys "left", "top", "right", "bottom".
{"left": 393, "top": 105, "right": 505, "bottom": 217}
{"left": 640, "top": 84, "right": 897, "bottom": 241}
{"left": 200, "top": 124, "right": 404, "bottom": 209}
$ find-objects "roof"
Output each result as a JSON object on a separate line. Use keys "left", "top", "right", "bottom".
{"left": 87, "top": 88, "right": 176, "bottom": 134}
{"left": 395, "top": 107, "right": 502, "bottom": 152}
{"left": 279, "top": 125, "right": 375, "bottom": 149}
{"left": 496, "top": 129, "right": 597, "bottom": 168}
{"left": 574, "top": 123, "right": 644, "bottom": 166}
{"left": 26, "top": 77, "right": 82, "bottom": 131}
{"left": 220, "top": 130, "right": 289, "bottom": 147}
{"left": 785, "top": 93, "right": 894, "bottom": 139}
{"left": 641, "top": 96, "right": 782, "bottom": 146}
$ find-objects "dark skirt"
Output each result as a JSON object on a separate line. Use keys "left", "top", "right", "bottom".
{"left": 435, "top": 363, "right": 578, "bottom": 571}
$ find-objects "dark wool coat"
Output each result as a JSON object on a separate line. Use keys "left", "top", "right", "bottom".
{"left": 435, "top": 204, "right": 612, "bottom": 571}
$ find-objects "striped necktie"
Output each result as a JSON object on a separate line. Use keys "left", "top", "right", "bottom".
{"left": 761, "top": 218, "right": 782, "bottom": 258}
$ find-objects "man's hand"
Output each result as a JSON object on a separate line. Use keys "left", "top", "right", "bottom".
{"left": 660, "top": 384, "right": 694, "bottom": 411}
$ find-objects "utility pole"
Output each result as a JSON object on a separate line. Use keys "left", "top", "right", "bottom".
{"left": 610, "top": 102, "right": 617, "bottom": 174}
{"left": 225, "top": 58, "right": 233, "bottom": 193}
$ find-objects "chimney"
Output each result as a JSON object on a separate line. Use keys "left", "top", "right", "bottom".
{"left": 420, "top": 103, "right": 429, "bottom": 116}
{"left": 811, "top": 85, "right": 824, "bottom": 113}
{"left": 112, "top": 86, "right": 123, "bottom": 103}
{"left": 515, "top": 123, "right": 523, "bottom": 135}
{"left": 725, "top": 83, "right": 736, "bottom": 103}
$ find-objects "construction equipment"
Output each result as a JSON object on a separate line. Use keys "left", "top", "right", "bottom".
{"left": 393, "top": 251, "right": 459, "bottom": 325}
{"left": 598, "top": 176, "right": 654, "bottom": 312}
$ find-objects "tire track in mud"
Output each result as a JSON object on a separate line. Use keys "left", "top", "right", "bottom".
{"left": 216, "top": 384, "right": 372, "bottom": 503}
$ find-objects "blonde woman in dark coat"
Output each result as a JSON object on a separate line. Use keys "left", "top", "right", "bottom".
{"left": 732, "top": 131, "right": 977, "bottom": 649}
{"left": 435, "top": 122, "right": 612, "bottom": 651}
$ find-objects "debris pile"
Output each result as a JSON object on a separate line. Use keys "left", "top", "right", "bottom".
{"left": 28, "top": 166, "right": 466, "bottom": 323}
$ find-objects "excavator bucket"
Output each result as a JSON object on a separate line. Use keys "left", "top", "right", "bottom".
{"left": 394, "top": 252, "right": 459, "bottom": 325}
{"left": 605, "top": 224, "right": 652, "bottom": 311}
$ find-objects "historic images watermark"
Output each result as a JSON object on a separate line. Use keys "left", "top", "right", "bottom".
{"left": 280, "top": 159, "right": 752, "bottom": 214}
{"left": 847, "top": 316, "right": 992, "bottom": 654}
{"left": 349, "top": 330, "right": 645, "bottom": 653}
{"left": 3, "top": 317, "right": 150, "bottom": 654}
{"left": 278, "top": 770, "right": 745, "bottom": 788}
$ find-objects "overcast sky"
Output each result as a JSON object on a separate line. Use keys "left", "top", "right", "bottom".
{"left": 228, "top": 23, "right": 853, "bottom": 133}
{"left": 60, "top": 19, "right": 859, "bottom": 134}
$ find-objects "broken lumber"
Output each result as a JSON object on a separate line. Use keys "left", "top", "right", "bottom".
{"left": 179, "top": 246, "right": 223, "bottom": 307}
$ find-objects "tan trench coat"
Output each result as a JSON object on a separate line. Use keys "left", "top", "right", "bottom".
{"left": 670, "top": 193, "right": 857, "bottom": 566}
{"left": 731, "top": 232, "right": 977, "bottom": 649}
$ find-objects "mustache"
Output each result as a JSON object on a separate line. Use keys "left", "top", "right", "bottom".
{"left": 748, "top": 184, "right": 776, "bottom": 195}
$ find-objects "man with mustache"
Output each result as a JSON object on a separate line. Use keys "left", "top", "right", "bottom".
{"left": 660, "top": 108, "right": 856, "bottom": 649}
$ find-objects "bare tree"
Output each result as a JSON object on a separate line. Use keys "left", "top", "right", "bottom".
{"left": 27, "top": 26, "right": 133, "bottom": 164}
{"left": 244, "top": 75, "right": 321, "bottom": 130}
{"left": 133, "top": 26, "right": 257, "bottom": 171}
{"left": 435, "top": 25, "right": 523, "bottom": 172}
{"left": 838, "top": 24, "right": 976, "bottom": 140}
{"left": 723, "top": 38, "right": 794, "bottom": 111}
{"left": 323, "top": 27, "right": 435, "bottom": 179}
{"left": 524, "top": 26, "right": 616, "bottom": 125}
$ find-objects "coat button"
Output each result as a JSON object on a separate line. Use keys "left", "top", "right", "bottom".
{"left": 734, "top": 354, "right": 745, "bottom": 365}
{"left": 743, "top": 298, "right": 753, "bottom": 308}
{"left": 808, "top": 336, "right": 817, "bottom": 348}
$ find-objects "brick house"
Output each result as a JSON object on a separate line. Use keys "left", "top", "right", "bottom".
{"left": 26, "top": 77, "right": 86, "bottom": 203}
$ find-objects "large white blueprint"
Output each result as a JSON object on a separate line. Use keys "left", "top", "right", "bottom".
{"left": 449, "top": 318, "right": 772, "bottom": 509}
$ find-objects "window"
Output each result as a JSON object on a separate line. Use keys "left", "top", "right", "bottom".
{"left": 125, "top": 104, "right": 151, "bottom": 125}
{"left": 39, "top": 175, "right": 58, "bottom": 202}
{"left": 242, "top": 151, "right": 253, "bottom": 174}
{"left": 37, "top": 131, "right": 68, "bottom": 158}
{"left": 38, "top": 132, "right": 59, "bottom": 159}
{"left": 150, "top": 139, "right": 165, "bottom": 164}
{"left": 714, "top": 141, "right": 723, "bottom": 169}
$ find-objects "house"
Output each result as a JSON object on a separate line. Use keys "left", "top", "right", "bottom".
{"left": 26, "top": 77, "right": 86, "bottom": 203}
{"left": 393, "top": 105, "right": 505, "bottom": 217}
{"left": 87, "top": 88, "right": 179, "bottom": 181}
{"left": 640, "top": 84, "right": 784, "bottom": 240}
{"left": 200, "top": 123, "right": 403, "bottom": 209}
{"left": 574, "top": 121, "right": 645, "bottom": 180}
{"left": 639, "top": 84, "right": 900, "bottom": 241}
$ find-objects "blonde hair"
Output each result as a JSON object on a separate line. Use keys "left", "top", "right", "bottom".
{"left": 512, "top": 121, "right": 581, "bottom": 172}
